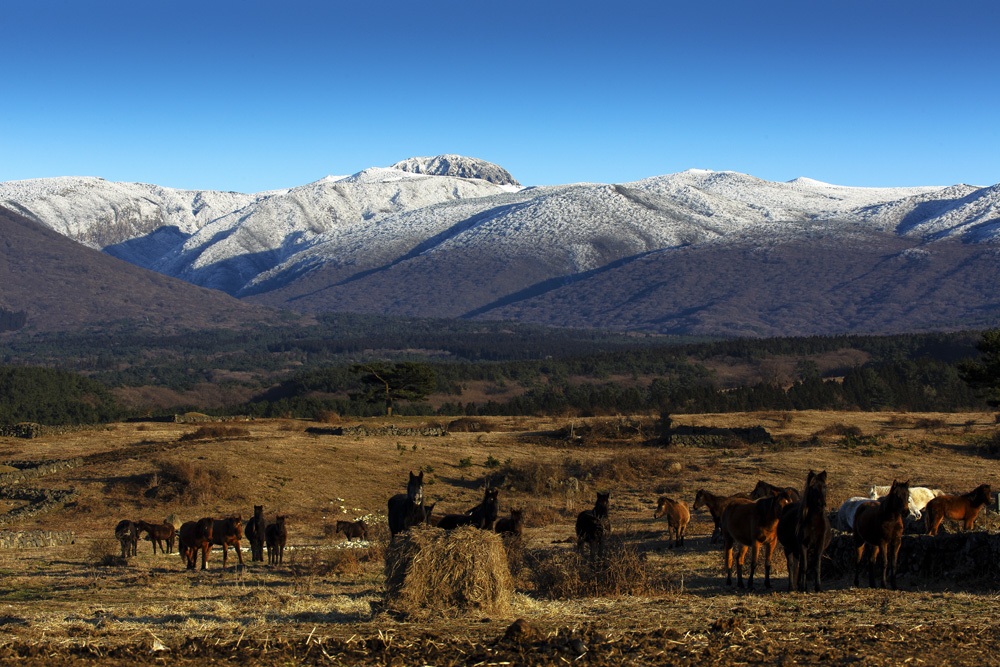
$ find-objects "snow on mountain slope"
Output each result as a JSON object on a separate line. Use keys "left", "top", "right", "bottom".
{"left": 0, "top": 176, "right": 266, "bottom": 248}
{"left": 2, "top": 159, "right": 999, "bottom": 315}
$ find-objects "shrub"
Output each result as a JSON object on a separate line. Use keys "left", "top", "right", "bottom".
{"left": 178, "top": 425, "right": 250, "bottom": 441}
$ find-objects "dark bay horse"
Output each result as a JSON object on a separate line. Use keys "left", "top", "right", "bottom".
{"left": 387, "top": 471, "right": 427, "bottom": 537}
{"left": 178, "top": 518, "right": 214, "bottom": 570}
{"left": 751, "top": 480, "right": 801, "bottom": 502}
{"left": 114, "top": 519, "right": 138, "bottom": 558}
{"left": 576, "top": 491, "right": 610, "bottom": 560}
{"left": 211, "top": 516, "right": 245, "bottom": 569}
{"left": 721, "top": 490, "right": 794, "bottom": 590}
{"left": 924, "top": 484, "right": 992, "bottom": 536}
{"left": 693, "top": 489, "right": 751, "bottom": 544}
{"left": 494, "top": 509, "right": 524, "bottom": 537}
{"left": 438, "top": 487, "right": 500, "bottom": 530}
{"left": 245, "top": 505, "right": 266, "bottom": 562}
{"left": 266, "top": 515, "right": 288, "bottom": 565}
{"left": 853, "top": 479, "right": 909, "bottom": 589}
{"left": 336, "top": 519, "right": 368, "bottom": 541}
{"left": 777, "top": 470, "right": 832, "bottom": 592}
{"left": 136, "top": 520, "right": 176, "bottom": 555}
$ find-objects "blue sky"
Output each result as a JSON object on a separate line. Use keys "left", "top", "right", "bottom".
{"left": 2, "top": 0, "right": 998, "bottom": 191}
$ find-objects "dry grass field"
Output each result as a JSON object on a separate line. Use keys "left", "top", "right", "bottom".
{"left": 2, "top": 410, "right": 1000, "bottom": 665}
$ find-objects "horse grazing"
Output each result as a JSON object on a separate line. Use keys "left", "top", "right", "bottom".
{"left": 245, "top": 505, "right": 266, "bottom": 562}
{"left": 336, "top": 519, "right": 368, "bottom": 541}
{"left": 114, "top": 520, "right": 138, "bottom": 558}
{"left": 653, "top": 496, "right": 690, "bottom": 547}
{"left": 751, "top": 480, "right": 801, "bottom": 502}
{"left": 178, "top": 518, "right": 214, "bottom": 570}
{"left": 211, "top": 516, "right": 245, "bottom": 569}
{"left": 136, "top": 520, "right": 176, "bottom": 555}
{"left": 721, "top": 490, "right": 794, "bottom": 590}
{"left": 387, "top": 471, "right": 426, "bottom": 537}
{"left": 494, "top": 509, "right": 525, "bottom": 537}
{"left": 693, "top": 489, "right": 752, "bottom": 544}
{"left": 924, "top": 484, "right": 992, "bottom": 536}
{"left": 576, "top": 491, "right": 611, "bottom": 560}
{"left": 266, "top": 516, "right": 288, "bottom": 565}
{"left": 853, "top": 479, "right": 909, "bottom": 589}
{"left": 438, "top": 487, "right": 500, "bottom": 530}
{"left": 776, "top": 470, "right": 831, "bottom": 592}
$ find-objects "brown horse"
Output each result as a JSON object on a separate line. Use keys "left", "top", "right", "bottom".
{"left": 924, "top": 484, "right": 992, "bottom": 536}
{"left": 211, "top": 516, "right": 245, "bottom": 569}
{"left": 178, "top": 518, "right": 214, "bottom": 570}
{"left": 494, "top": 509, "right": 525, "bottom": 537}
{"left": 114, "top": 520, "right": 138, "bottom": 558}
{"left": 751, "top": 480, "right": 802, "bottom": 502}
{"left": 136, "top": 520, "right": 176, "bottom": 555}
{"left": 853, "top": 479, "right": 909, "bottom": 589}
{"left": 576, "top": 491, "right": 610, "bottom": 560}
{"left": 266, "top": 516, "right": 288, "bottom": 565}
{"left": 653, "top": 496, "right": 690, "bottom": 547}
{"left": 721, "top": 490, "right": 795, "bottom": 590}
{"left": 336, "top": 519, "right": 368, "bottom": 541}
{"left": 693, "top": 489, "right": 751, "bottom": 544}
{"left": 245, "top": 505, "right": 266, "bottom": 562}
{"left": 776, "top": 470, "right": 832, "bottom": 592}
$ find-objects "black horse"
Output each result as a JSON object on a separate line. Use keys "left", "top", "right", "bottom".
{"left": 388, "top": 471, "right": 428, "bottom": 537}
{"left": 245, "top": 505, "right": 266, "bottom": 562}
{"left": 438, "top": 487, "right": 500, "bottom": 530}
{"left": 575, "top": 491, "right": 610, "bottom": 560}
{"left": 777, "top": 470, "right": 832, "bottom": 592}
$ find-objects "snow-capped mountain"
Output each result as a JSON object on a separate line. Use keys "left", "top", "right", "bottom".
{"left": 2, "top": 155, "right": 999, "bottom": 336}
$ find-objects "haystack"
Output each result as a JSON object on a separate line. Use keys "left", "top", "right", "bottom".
{"left": 384, "top": 525, "right": 513, "bottom": 615}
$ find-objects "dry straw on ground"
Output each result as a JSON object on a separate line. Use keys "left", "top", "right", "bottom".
{"left": 384, "top": 525, "right": 513, "bottom": 616}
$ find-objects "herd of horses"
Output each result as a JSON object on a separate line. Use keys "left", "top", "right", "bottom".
{"left": 654, "top": 475, "right": 993, "bottom": 591}
{"left": 114, "top": 508, "right": 289, "bottom": 570}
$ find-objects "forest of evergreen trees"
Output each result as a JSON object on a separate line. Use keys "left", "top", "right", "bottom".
{"left": 0, "top": 317, "right": 993, "bottom": 426}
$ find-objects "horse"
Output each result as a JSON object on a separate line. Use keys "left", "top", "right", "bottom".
{"left": 178, "top": 518, "right": 214, "bottom": 570}
{"left": 720, "top": 490, "right": 794, "bottom": 590}
{"left": 494, "top": 509, "right": 525, "bottom": 537}
{"left": 836, "top": 497, "right": 875, "bottom": 532}
{"left": 336, "top": 519, "right": 368, "bottom": 541}
{"left": 575, "top": 491, "right": 610, "bottom": 560}
{"left": 693, "top": 489, "right": 752, "bottom": 544}
{"left": 777, "top": 470, "right": 831, "bottom": 592}
{"left": 245, "top": 505, "right": 266, "bottom": 562}
{"left": 211, "top": 515, "right": 245, "bottom": 569}
{"left": 853, "top": 479, "right": 909, "bottom": 589}
{"left": 387, "top": 471, "right": 426, "bottom": 537}
{"left": 869, "top": 484, "right": 943, "bottom": 519}
{"left": 266, "top": 516, "right": 288, "bottom": 565}
{"left": 438, "top": 487, "right": 500, "bottom": 530}
{"left": 751, "top": 480, "right": 801, "bottom": 502}
{"left": 114, "top": 520, "right": 138, "bottom": 558}
{"left": 653, "top": 496, "right": 690, "bottom": 547}
{"left": 136, "top": 520, "right": 176, "bottom": 554}
{"left": 924, "top": 484, "right": 992, "bottom": 536}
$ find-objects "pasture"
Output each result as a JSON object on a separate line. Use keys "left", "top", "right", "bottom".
{"left": 1, "top": 410, "right": 1000, "bottom": 665}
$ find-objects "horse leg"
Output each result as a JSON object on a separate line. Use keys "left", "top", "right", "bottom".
{"left": 724, "top": 540, "right": 734, "bottom": 586}
{"left": 872, "top": 544, "right": 885, "bottom": 589}
{"left": 888, "top": 538, "right": 901, "bottom": 590}
{"left": 763, "top": 540, "right": 773, "bottom": 590}
{"left": 853, "top": 542, "right": 865, "bottom": 588}
{"left": 201, "top": 544, "right": 210, "bottom": 570}
{"left": 747, "top": 542, "right": 758, "bottom": 591}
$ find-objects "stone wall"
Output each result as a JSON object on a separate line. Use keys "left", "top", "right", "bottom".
{"left": 308, "top": 425, "right": 448, "bottom": 437}
{"left": 0, "top": 488, "right": 79, "bottom": 527}
{"left": 0, "top": 530, "right": 75, "bottom": 549}
{"left": 824, "top": 530, "right": 1000, "bottom": 582}
{"left": 0, "top": 458, "right": 84, "bottom": 487}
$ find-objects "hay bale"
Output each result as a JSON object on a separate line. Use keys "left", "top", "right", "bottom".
{"left": 384, "top": 525, "right": 512, "bottom": 615}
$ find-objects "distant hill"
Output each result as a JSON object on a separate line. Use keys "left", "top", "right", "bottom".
{"left": 2, "top": 158, "right": 1000, "bottom": 337}
{"left": 0, "top": 206, "right": 284, "bottom": 332}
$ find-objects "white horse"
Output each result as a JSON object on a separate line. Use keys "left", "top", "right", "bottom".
{"left": 837, "top": 497, "right": 874, "bottom": 531}
{"left": 868, "top": 485, "right": 943, "bottom": 518}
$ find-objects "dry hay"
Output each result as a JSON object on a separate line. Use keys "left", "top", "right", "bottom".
{"left": 384, "top": 525, "right": 513, "bottom": 615}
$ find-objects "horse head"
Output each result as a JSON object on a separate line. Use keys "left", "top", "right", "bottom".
{"left": 407, "top": 471, "right": 424, "bottom": 504}
{"left": 654, "top": 496, "right": 670, "bottom": 519}
{"left": 804, "top": 470, "right": 828, "bottom": 510}
{"left": 693, "top": 489, "right": 706, "bottom": 511}
{"left": 594, "top": 492, "right": 610, "bottom": 517}
{"left": 974, "top": 484, "right": 993, "bottom": 506}
{"left": 886, "top": 479, "right": 910, "bottom": 515}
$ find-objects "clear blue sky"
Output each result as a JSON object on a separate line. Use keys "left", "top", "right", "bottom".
{"left": 2, "top": 0, "right": 998, "bottom": 191}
